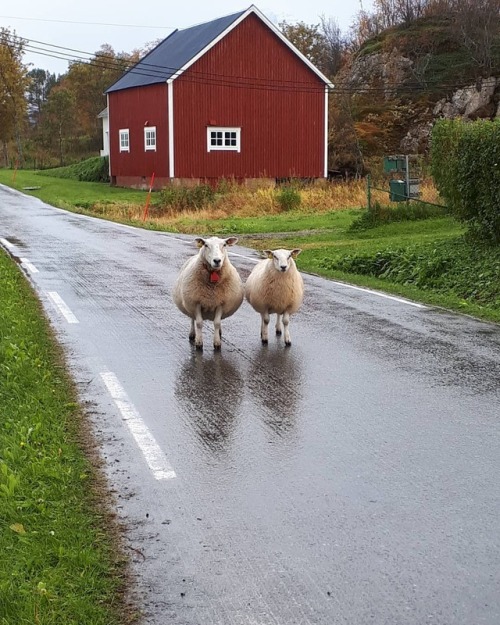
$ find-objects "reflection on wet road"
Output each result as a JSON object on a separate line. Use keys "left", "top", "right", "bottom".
{"left": 175, "top": 351, "right": 244, "bottom": 453}
{"left": 1, "top": 185, "right": 500, "bottom": 625}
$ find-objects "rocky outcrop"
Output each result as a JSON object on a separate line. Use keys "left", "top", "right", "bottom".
{"left": 335, "top": 27, "right": 500, "bottom": 158}
{"left": 345, "top": 49, "right": 415, "bottom": 100}
{"left": 398, "top": 76, "right": 500, "bottom": 152}
{"left": 400, "top": 122, "right": 433, "bottom": 153}
{"left": 433, "top": 77, "right": 499, "bottom": 120}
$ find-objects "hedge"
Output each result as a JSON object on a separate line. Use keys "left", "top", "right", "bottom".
{"left": 430, "top": 119, "right": 500, "bottom": 244}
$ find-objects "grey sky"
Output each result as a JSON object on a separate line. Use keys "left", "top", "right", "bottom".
{"left": 2, "top": 1, "right": 374, "bottom": 75}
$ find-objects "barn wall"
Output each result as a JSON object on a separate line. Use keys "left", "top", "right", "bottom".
{"left": 173, "top": 13, "right": 326, "bottom": 180}
{"left": 108, "top": 83, "right": 169, "bottom": 186}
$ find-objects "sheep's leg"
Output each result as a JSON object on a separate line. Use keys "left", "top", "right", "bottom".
{"left": 275, "top": 314, "right": 283, "bottom": 336}
{"left": 261, "top": 310, "right": 270, "bottom": 344}
{"left": 194, "top": 304, "right": 204, "bottom": 350}
{"left": 189, "top": 318, "right": 195, "bottom": 342}
{"left": 283, "top": 311, "right": 292, "bottom": 346}
{"left": 213, "top": 306, "right": 223, "bottom": 351}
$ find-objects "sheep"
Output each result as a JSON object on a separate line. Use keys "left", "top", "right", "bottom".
{"left": 245, "top": 248, "right": 304, "bottom": 346}
{"left": 173, "top": 236, "right": 244, "bottom": 350}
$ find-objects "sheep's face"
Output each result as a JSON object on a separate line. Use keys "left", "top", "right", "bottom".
{"left": 265, "top": 248, "right": 302, "bottom": 273}
{"left": 196, "top": 236, "right": 238, "bottom": 271}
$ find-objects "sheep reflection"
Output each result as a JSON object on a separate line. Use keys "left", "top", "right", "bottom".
{"left": 247, "top": 346, "right": 303, "bottom": 440}
{"left": 174, "top": 351, "right": 243, "bottom": 453}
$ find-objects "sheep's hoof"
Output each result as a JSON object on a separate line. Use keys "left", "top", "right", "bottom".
{"left": 285, "top": 340, "right": 292, "bottom": 347}
{"left": 276, "top": 329, "right": 282, "bottom": 336}
{"left": 195, "top": 343, "right": 203, "bottom": 351}
{"left": 261, "top": 338, "right": 268, "bottom": 345}
{"left": 213, "top": 344, "right": 221, "bottom": 351}
{"left": 189, "top": 335, "right": 195, "bottom": 343}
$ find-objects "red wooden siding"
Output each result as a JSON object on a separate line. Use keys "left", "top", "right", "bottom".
{"left": 108, "top": 83, "right": 169, "bottom": 185}
{"left": 173, "top": 13, "right": 325, "bottom": 180}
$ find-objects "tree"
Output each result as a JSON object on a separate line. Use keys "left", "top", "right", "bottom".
{"left": 280, "top": 21, "right": 327, "bottom": 70}
{"left": 42, "top": 87, "right": 76, "bottom": 166}
{"left": 373, "top": 0, "right": 428, "bottom": 28}
{"left": 27, "top": 68, "right": 57, "bottom": 125}
{"left": 0, "top": 28, "right": 29, "bottom": 166}
{"left": 319, "top": 16, "right": 345, "bottom": 77}
{"left": 63, "top": 45, "right": 137, "bottom": 151}
{"left": 449, "top": 0, "right": 500, "bottom": 72}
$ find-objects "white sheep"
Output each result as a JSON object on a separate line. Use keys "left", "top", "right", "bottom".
{"left": 173, "top": 236, "right": 244, "bottom": 350}
{"left": 245, "top": 248, "right": 304, "bottom": 346}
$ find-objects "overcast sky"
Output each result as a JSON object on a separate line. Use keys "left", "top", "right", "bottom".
{"left": 2, "top": 0, "right": 374, "bottom": 75}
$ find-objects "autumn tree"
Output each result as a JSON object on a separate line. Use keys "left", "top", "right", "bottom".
{"left": 280, "top": 21, "right": 327, "bottom": 70}
{"left": 62, "top": 45, "right": 138, "bottom": 151}
{"left": 0, "top": 28, "right": 29, "bottom": 166}
{"left": 348, "top": 9, "right": 384, "bottom": 49}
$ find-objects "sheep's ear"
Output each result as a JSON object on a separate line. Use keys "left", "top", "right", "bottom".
{"left": 195, "top": 237, "right": 205, "bottom": 248}
{"left": 263, "top": 250, "right": 273, "bottom": 259}
{"left": 225, "top": 237, "right": 238, "bottom": 246}
{"left": 290, "top": 249, "right": 302, "bottom": 258}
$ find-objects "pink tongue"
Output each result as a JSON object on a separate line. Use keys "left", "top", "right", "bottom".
{"left": 210, "top": 271, "right": 220, "bottom": 282}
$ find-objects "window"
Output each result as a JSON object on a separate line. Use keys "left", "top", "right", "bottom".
{"left": 207, "top": 127, "right": 241, "bottom": 152}
{"left": 119, "top": 129, "right": 129, "bottom": 152}
{"left": 144, "top": 126, "right": 157, "bottom": 151}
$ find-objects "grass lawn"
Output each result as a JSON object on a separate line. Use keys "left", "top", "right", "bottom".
{"left": 0, "top": 250, "right": 132, "bottom": 624}
{"left": 0, "top": 168, "right": 148, "bottom": 209}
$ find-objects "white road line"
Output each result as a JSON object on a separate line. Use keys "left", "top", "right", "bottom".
{"left": 229, "top": 251, "right": 260, "bottom": 263}
{"left": 230, "top": 249, "right": 425, "bottom": 308}
{"left": 330, "top": 281, "right": 426, "bottom": 308}
{"left": 0, "top": 237, "right": 15, "bottom": 250}
{"left": 100, "top": 371, "right": 176, "bottom": 481}
{"left": 47, "top": 291, "right": 79, "bottom": 323}
{"left": 20, "top": 258, "right": 39, "bottom": 273}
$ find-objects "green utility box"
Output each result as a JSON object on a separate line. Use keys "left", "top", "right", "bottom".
{"left": 389, "top": 179, "right": 407, "bottom": 202}
{"left": 383, "top": 156, "right": 407, "bottom": 173}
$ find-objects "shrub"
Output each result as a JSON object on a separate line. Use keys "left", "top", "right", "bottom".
{"left": 349, "top": 200, "right": 449, "bottom": 231}
{"left": 276, "top": 187, "right": 301, "bottom": 212}
{"left": 37, "top": 156, "right": 110, "bottom": 183}
{"left": 431, "top": 119, "right": 500, "bottom": 244}
{"left": 158, "top": 184, "right": 215, "bottom": 211}
{"left": 321, "top": 238, "right": 500, "bottom": 306}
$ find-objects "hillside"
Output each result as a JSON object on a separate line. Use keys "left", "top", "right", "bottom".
{"left": 330, "top": 15, "right": 500, "bottom": 169}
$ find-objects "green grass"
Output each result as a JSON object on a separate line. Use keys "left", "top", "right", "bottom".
{"left": 168, "top": 209, "right": 358, "bottom": 235}
{"left": 0, "top": 168, "right": 147, "bottom": 211}
{"left": 0, "top": 250, "right": 131, "bottom": 625}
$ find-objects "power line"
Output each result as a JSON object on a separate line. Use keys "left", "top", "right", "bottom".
{"left": 2, "top": 31, "right": 483, "bottom": 97}
{"left": 0, "top": 14, "right": 176, "bottom": 30}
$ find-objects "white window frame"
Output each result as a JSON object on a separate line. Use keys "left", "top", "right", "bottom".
{"left": 144, "top": 126, "right": 157, "bottom": 151}
{"left": 207, "top": 127, "right": 241, "bottom": 152}
{"left": 119, "top": 129, "right": 130, "bottom": 152}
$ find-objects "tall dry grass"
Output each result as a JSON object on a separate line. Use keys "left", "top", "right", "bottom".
{"left": 91, "top": 178, "right": 442, "bottom": 228}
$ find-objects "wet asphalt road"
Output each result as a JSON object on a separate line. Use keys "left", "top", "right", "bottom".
{"left": 1, "top": 184, "right": 500, "bottom": 625}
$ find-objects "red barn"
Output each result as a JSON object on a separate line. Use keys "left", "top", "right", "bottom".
{"left": 105, "top": 5, "right": 332, "bottom": 188}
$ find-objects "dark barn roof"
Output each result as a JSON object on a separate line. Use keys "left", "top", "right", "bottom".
{"left": 106, "top": 10, "right": 246, "bottom": 93}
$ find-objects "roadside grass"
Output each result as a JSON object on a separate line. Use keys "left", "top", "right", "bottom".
{"left": 0, "top": 251, "right": 132, "bottom": 624}
{"left": 1, "top": 168, "right": 498, "bottom": 323}
{"left": 0, "top": 169, "right": 147, "bottom": 210}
